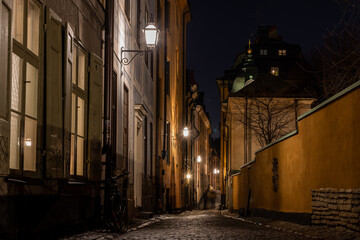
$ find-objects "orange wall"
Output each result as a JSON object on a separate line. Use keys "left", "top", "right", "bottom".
{"left": 233, "top": 83, "right": 360, "bottom": 214}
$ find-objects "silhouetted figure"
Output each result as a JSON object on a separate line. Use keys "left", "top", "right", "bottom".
{"left": 203, "top": 189, "right": 209, "bottom": 209}
{"left": 199, "top": 188, "right": 209, "bottom": 210}
{"left": 208, "top": 189, "right": 216, "bottom": 209}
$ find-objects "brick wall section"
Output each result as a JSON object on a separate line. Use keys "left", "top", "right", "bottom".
{"left": 311, "top": 188, "right": 360, "bottom": 231}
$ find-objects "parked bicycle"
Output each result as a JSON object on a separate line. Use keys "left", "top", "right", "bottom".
{"left": 106, "top": 170, "right": 129, "bottom": 232}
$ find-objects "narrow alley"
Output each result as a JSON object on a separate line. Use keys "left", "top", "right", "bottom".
{"left": 1, "top": 0, "right": 360, "bottom": 239}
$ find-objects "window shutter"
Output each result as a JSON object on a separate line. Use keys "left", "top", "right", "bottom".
{"left": 45, "top": 7, "right": 63, "bottom": 178}
{"left": 88, "top": 52, "right": 103, "bottom": 181}
{"left": 63, "top": 23, "right": 74, "bottom": 179}
{"left": 0, "top": 2, "right": 11, "bottom": 176}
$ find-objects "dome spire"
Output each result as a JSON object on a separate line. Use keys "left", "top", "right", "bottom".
{"left": 247, "top": 39, "right": 252, "bottom": 54}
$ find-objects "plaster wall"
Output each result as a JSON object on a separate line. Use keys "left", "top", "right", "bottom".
{"left": 232, "top": 83, "right": 360, "bottom": 215}
{"left": 113, "top": 0, "right": 157, "bottom": 215}
{"left": 228, "top": 97, "right": 307, "bottom": 170}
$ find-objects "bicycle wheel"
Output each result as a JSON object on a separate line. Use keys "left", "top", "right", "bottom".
{"left": 110, "top": 193, "right": 127, "bottom": 232}
{"left": 118, "top": 200, "right": 127, "bottom": 232}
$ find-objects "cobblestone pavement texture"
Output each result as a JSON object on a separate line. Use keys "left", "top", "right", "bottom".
{"left": 63, "top": 210, "right": 360, "bottom": 240}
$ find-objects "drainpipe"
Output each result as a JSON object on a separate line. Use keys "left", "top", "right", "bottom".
{"left": 162, "top": 0, "right": 168, "bottom": 160}
{"left": 104, "top": 0, "right": 114, "bottom": 223}
{"left": 155, "top": 0, "right": 161, "bottom": 213}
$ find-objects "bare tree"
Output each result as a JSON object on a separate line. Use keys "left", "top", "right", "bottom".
{"left": 309, "top": 0, "right": 360, "bottom": 100}
{"left": 230, "top": 96, "right": 297, "bottom": 148}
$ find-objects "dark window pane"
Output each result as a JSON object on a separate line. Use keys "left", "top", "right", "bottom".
{"left": 125, "top": 0, "right": 130, "bottom": 21}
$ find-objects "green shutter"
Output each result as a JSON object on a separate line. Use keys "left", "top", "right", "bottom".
{"left": 88, "top": 52, "right": 103, "bottom": 181}
{"left": 63, "top": 23, "right": 74, "bottom": 179}
{"left": 45, "top": 7, "right": 63, "bottom": 178}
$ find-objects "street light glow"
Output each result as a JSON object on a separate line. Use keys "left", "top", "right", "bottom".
{"left": 186, "top": 173, "right": 191, "bottom": 179}
{"left": 24, "top": 138, "right": 32, "bottom": 147}
{"left": 214, "top": 169, "right": 219, "bottom": 174}
{"left": 183, "top": 127, "right": 189, "bottom": 137}
{"left": 197, "top": 155, "right": 201, "bottom": 163}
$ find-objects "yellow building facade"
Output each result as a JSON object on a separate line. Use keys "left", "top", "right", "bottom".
{"left": 194, "top": 105, "right": 211, "bottom": 205}
{"left": 155, "top": 0, "right": 190, "bottom": 212}
{"left": 232, "top": 81, "right": 360, "bottom": 226}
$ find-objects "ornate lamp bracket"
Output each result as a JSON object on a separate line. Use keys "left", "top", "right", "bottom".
{"left": 120, "top": 47, "right": 151, "bottom": 65}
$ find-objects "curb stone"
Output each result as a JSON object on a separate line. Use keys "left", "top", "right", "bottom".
{"left": 220, "top": 210, "right": 360, "bottom": 240}
{"left": 220, "top": 210, "right": 318, "bottom": 239}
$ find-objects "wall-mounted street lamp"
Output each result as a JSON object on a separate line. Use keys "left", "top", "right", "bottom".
{"left": 186, "top": 173, "right": 191, "bottom": 180}
{"left": 182, "top": 126, "right": 199, "bottom": 140}
{"left": 213, "top": 169, "right": 220, "bottom": 174}
{"left": 197, "top": 155, "right": 201, "bottom": 163}
{"left": 183, "top": 127, "right": 189, "bottom": 137}
{"left": 120, "top": 14, "right": 160, "bottom": 65}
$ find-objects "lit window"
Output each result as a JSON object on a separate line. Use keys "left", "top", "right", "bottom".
{"left": 13, "top": 0, "right": 24, "bottom": 43}
{"left": 70, "top": 44, "right": 87, "bottom": 177}
{"left": 27, "top": 0, "right": 40, "bottom": 55}
{"left": 260, "top": 49, "right": 267, "bottom": 55}
{"left": 10, "top": 0, "right": 41, "bottom": 173}
{"left": 278, "top": 49, "right": 286, "bottom": 56}
{"left": 271, "top": 67, "right": 279, "bottom": 76}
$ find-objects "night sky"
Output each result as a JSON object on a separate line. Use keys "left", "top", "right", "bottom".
{"left": 186, "top": 0, "right": 341, "bottom": 139}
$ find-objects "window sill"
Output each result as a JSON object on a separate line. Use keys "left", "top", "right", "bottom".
{"left": 67, "top": 180, "right": 86, "bottom": 185}
{"left": 5, "top": 176, "right": 43, "bottom": 185}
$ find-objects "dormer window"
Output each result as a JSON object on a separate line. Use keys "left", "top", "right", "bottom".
{"left": 260, "top": 49, "right": 267, "bottom": 55}
{"left": 271, "top": 67, "right": 279, "bottom": 76}
{"left": 278, "top": 49, "right": 286, "bottom": 56}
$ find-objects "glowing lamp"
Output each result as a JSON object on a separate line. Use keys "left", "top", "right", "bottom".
{"left": 24, "top": 138, "right": 32, "bottom": 147}
{"left": 183, "top": 127, "right": 189, "bottom": 137}
{"left": 143, "top": 21, "right": 159, "bottom": 48}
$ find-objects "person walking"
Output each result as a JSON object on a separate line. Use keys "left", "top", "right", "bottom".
{"left": 199, "top": 188, "right": 209, "bottom": 210}
{"left": 208, "top": 188, "right": 216, "bottom": 209}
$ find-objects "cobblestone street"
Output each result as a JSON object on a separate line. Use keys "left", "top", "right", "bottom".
{"left": 63, "top": 210, "right": 360, "bottom": 240}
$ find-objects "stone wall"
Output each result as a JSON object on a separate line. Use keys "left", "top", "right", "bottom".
{"left": 311, "top": 188, "right": 360, "bottom": 231}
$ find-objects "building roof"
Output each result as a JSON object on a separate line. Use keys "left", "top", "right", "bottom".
{"left": 230, "top": 73, "right": 312, "bottom": 98}
{"left": 220, "top": 25, "right": 315, "bottom": 99}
